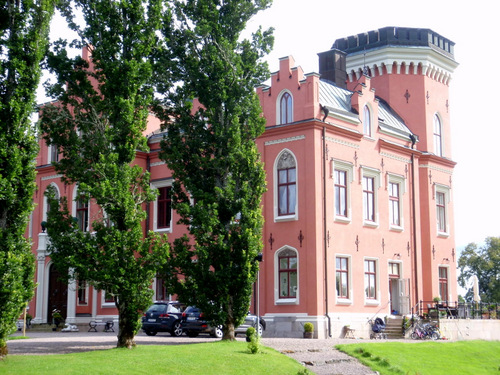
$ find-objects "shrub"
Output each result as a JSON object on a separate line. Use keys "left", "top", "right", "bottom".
{"left": 246, "top": 327, "right": 260, "bottom": 354}
{"left": 303, "top": 322, "right": 314, "bottom": 333}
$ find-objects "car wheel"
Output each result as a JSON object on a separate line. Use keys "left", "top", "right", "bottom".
{"left": 171, "top": 321, "right": 183, "bottom": 337}
{"left": 186, "top": 331, "right": 199, "bottom": 338}
{"left": 145, "top": 330, "right": 157, "bottom": 336}
{"left": 213, "top": 326, "right": 223, "bottom": 339}
{"left": 257, "top": 324, "right": 264, "bottom": 337}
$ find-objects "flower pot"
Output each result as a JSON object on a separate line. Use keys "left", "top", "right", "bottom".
{"left": 303, "top": 332, "right": 313, "bottom": 339}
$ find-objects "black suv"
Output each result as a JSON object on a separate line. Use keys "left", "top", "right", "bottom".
{"left": 181, "top": 306, "right": 265, "bottom": 338}
{"left": 141, "top": 301, "right": 185, "bottom": 337}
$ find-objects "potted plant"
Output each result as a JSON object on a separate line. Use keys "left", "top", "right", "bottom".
{"left": 303, "top": 322, "right": 314, "bottom": 339}
{"left": 52, "top": 309, "right": 63, "bottom": 330}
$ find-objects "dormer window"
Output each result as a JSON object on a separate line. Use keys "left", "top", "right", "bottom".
{"left": 279, "top": 91, "right": 293, "bottom": 125}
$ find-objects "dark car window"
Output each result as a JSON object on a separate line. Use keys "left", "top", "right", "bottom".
{"left": 148, "top": 304, "right": 167, "bottom": 314}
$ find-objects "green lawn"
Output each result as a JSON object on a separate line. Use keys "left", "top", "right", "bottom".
{"left": 336, "top": 340, "right": 500, "bottom": 375}
{"left": 0, "top": 341, "right": 311, "bottom": 375}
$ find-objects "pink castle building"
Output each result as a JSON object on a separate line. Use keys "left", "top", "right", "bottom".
{"left": 28, "top": 27, "right": 458, "bottom": 338}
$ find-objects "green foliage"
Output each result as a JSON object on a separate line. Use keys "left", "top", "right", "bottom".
{"left": 156, "top": 0, "right": 273, "bottom": 340}
{"left": 458, "top": 237, "right": 500, "bottom": 303}
{"left": 0, "top": 0, "right": 55, "bottom": 357}
{"left": 337, "top": 340, "right": 500, "bottom": 375}
{"left": 246, "top": 326, "right": 256, "bottom": 338}
{"left": 303, "top": 322, "right": 314, "bottom": 333}
{"left": 40, "top": 0, "right": 169, "bottom": 348}
{"left": 0, "top": 341, "right": 310, "bottom": 374}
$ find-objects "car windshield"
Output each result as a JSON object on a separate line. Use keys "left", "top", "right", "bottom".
{"left": 148, "top": 304, "right": 167, "bottom": 314}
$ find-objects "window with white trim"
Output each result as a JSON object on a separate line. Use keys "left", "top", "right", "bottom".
{"left": 275, "top": 246, "right": 298, "bottom": 304}
{"left": 333, "top": 159, "right": 353, "bottom": 222}
{"left": 152, "top": 179, "right": 173, "bottom": 232}
{"left": 77, "top": 280, "right": 88, "bottom": 305}
{"left": 361, "top": 167, "right": 380, "bottom": 226}
{"left": 433, "top": 114, "right": 443, "bottom": 157}
{"left": 43, "top": 183, "right": 60, "bottom": 222}
{"left": 364, "top": 258, "right": 379, "bottom": 302}
{"left": 336, "top": 256, "right": 351, "bottom": 301}
{"left": 387, "top": 173, "right": 405, "bottom": 230}
{"left": 434, "top": 184, "right": 450, "bottom": 235}
{"left": 278, "top": 91, "right": 293, "bottom": 125}
{"left": 438, "top": 266, "right": 448, "bottom": 302}
{"left": 275, "top": 150, "right": 297, "bottom": 221}
{"left": 363, "top": 105, "right": 372, "bottom": 136}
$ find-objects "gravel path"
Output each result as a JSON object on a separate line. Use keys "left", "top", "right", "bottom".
{"left": 7, "top": 330, "right": 378, "bottom": 374}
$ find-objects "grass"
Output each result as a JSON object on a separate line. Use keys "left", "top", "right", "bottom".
{"left": 0, "top": 341, "right": 312, "bottom": 375}
{"left": 336, "top": 340, "right": 500, "bottom": 375}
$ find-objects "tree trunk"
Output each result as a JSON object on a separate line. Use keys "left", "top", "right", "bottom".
{"left": 222, "top": 320, "right": 236, "bottom": 341}
{"left": 0, "top": 342, "right": 8, "bottom": 358}
{"left": 116, "top": 300, "right": 138, "bottom": 349}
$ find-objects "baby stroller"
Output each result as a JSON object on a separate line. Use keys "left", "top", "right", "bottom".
{"left": 369, "top": 317, "right": 387, "bottom": 339}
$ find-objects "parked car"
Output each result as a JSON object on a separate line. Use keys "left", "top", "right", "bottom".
{"left": 181, "top": 306, "right": 266, "bottom": 338}
{"left": 141, "top": 301, "right": 185, "bottom": 337}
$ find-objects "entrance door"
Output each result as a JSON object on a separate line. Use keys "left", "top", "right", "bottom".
{"left": 47, "top": 264, "right": 68, "bottom": 322}
{"left": 390, "top": 278, "right": 410, "bottom": 315}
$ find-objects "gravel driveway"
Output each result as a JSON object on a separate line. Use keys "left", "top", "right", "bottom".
{"left": 7, "top": 330, "right": 377, "bottom": 374}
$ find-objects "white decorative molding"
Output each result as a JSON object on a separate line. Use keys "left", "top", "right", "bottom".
{"left": 380, "top": 151, "right": 411, "bottom": 164}
{"left": 265, "top": 135, "right": 305, "bottom": 146}
{"left": 41, "top": 174, "right": 62, "bottom": 181}
{"left": 325, "top": 136, "right": 359, "bottom": 149}
{"left": 419, "top": 164, "right": 453, "bottom": 175}
{"left": 150, "top": 161, "right": 166, "bottom": 167}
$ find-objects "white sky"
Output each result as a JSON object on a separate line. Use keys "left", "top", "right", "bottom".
{"left": 44, "top": 0, "right": 499, "bottom": 252}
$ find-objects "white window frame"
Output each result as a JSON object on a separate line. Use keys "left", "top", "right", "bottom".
{"left": 363, "top": 105, "right": 372, "bottom": 137}
{"left": 433, "top": 113, "right": 443, "bottom": 157}
{"left": 274, "top": 246, "right": 299, "bottom": 305}
{"left": 332, "top": 159, "right": 353, "bottom": 223}
{"left": 151, "top": 179, "right": 173, "bottom": 233}
{"left": 438, "top": 265, "right": 451, "bottom": 302}
{"left": 71, "top": 185, "right": 90, "bottom": 232}
{"left": 276, "top": 89, "right": 293, "bottom": 125}
{"left": 434, "top": 183, "right": 451, "bottom": 237}
{"left": 274, "top": 149, "right": 298, "bottom": 222}
{"left": 101, "top": 291, "right": 116, "bottom": 308}
{"left": 335, "top": 254, "right": 353, "bottom": 305}
{"left": 77, "top": 280, "right": 89, "bottom": 306}
{"left": 360, "top": 166, "right": 381, "bottom": 227}
{"left": 387, "top": 173, "right": 406, "bottom": 231}
{"left": 43, "top": 182, "right": 61, "bottom": 223}
{"left": 364, "top": 257, "right": 380, "bottom": 306}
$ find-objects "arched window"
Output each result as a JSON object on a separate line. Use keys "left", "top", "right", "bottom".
{"left": 43, "top": 183, "right": 60, "bottom": 222}
{"left": 277, "top": 247, "right": 298, "bottom": 299}
{"left": 279, "top": 92, "right": 293, "bottom": 125}
{"left": 276, "top": 150, "right": 296, "bottom": 217}
{"left": 363, "top": 105, "right": 371, "bottom": 136}
{"left": 433, "top": 114, "right": 443, "bottom": 156}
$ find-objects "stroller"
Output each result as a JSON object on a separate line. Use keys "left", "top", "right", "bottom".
{"left": 369, "top": 317, "right": 387, "bottom": 339}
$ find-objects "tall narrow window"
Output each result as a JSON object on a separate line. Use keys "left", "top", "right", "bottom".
{"left": 363, "top": 176, "right": 375, "bottom": 222}
{"left": 434, "top": 115, "right": 443, "bottom": 156}
{"left": 157, "top": 186, "right": 172, "bottom": 229}
{"left": 280, "top": 92, "right": 293, "bottom": 124}
{"left": 364, "top": 259, "right": 377, "bottom": 299}
{"left": 439, "top": 267, "right": 448, "bottom": 301}
{"left": 77, "top": 281, "right": 87, "bottom": 305}
{"left": 278, "top": 249, "right": 297, "bottom": 298}
{"left": 436, "top": 191, "right": 446, "bottom": 232}
{"left": 334, "top": 170, "right": 347, "bottom": 217}
{"left": 156, "top": 276, "right": 168, "bottom": 301}
{"left": 50, "top": 144, "right": 59, "bottom": 163}
{"left": 363, "top": 105, "right": 371, "bottom": 136}
{"left": 76, "top": 195, "right": 89, "bottom": 232}
{"left": 336, "top": 257, "right": 349, "bottom": 299}
{"left": 276, "top": 150, "right": 296, "bottom": 217}
{"left": 389, "top": 182, "right": 400, "bottom": 226}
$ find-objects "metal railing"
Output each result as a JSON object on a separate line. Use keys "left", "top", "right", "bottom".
{"left": 413, "top": 301, "right": 499, "bottom": 320}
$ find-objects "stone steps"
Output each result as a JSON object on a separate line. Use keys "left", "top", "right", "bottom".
{"left": 384, "top": 317, "right": 404, "bottom": 339}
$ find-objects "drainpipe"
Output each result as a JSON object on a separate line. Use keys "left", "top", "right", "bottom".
{"left": 410, "top": 140, "right": 419, "bottom": 308}
{"left": 323, "top": 126, "right": 332, "bottom": 337}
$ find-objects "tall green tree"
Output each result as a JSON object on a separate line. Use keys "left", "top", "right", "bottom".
{"left": 458, "top": 237, "right": 500, "bottom": 303}
{"left": 157, "top": 0, "right": 273, "bottom": 341}
{"left": 40, "top": 0, "right": 170, "bottom": 348}
{"left": 0, "top": 0, "right": 55, "bottom": 357}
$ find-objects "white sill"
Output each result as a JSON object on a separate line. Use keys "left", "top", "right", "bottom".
{"left": 101, "top": 302, "right": 115, "bottom": 308}
{"left": 275, "top": 214, "right": 297, "bottom": 223}
{"left": 437, "top": 232, "right": 450, "bottom": 238}
{"left": 276, "top": 298, "right": 298, "bottom": 305}
{"left": 154, "top": 227, "right": 172, "bottom": 233}
{"left": 365, "top": 299, "right": 380, "bottom": 306}
{"left": 336, "top": 298, "right": 353, "bottom": 305}
{"left": 390, "top": 225, "right": 404, "bottom": 232}
{"left": 334, "top": 216, "right": 351, "bottom": 224}
{"left": 363, "top": 221, "right": 379, "bottom": 228}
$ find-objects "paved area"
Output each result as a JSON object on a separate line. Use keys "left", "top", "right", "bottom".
{"left": 7, "top": 329, "right": 379, "bottom": 374}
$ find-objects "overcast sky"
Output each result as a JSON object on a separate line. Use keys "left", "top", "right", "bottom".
{"left": 44, "top": 0, "right": 499, "bottom": 252}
